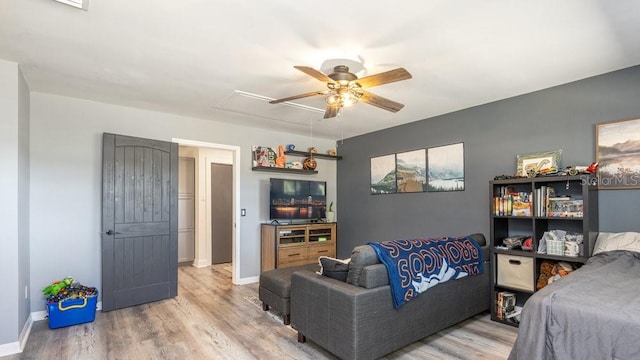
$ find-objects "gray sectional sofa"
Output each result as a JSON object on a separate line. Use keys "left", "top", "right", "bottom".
{"left": 290, "top": 234, "right": 490, "bottom": 360}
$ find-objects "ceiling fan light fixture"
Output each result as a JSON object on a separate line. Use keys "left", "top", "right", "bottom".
{"left": 325, "top": 87, "right": 361, "bottom": 108}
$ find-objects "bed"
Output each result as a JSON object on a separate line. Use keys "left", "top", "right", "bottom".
{"left": 508, "top": 232, "right": 640, "bottom": 360}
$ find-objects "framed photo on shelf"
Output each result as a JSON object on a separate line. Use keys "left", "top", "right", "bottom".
{"left": 516, "top": 150, "right": 562, "bottom": 177}
{"left": 396, "top": 149, "right": 426, "bottom": 193}
{"left": 370, "top": 154, "right": 397, "bottom": 194}
{"left": 596, "top": 117, "right": 640, "bottom": 189}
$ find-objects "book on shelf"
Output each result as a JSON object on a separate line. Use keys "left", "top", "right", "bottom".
{"left": 493, "top": 187, "right": 532, "bottom": 216}
{"left": 496, "top": 291, "right": 516, "bottom": 320}
{"left": 534, "top": 186, "right": 557, "bottom": 217}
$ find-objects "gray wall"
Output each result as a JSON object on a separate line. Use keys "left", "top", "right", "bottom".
{"left": 336, "top": 65, "right": 640, "bottom": 257}
{"left": 0, "top": 60, "right": 31, "bottom": 349}
{"left": 18, "top": 67, "right": 31, "bottom": 338}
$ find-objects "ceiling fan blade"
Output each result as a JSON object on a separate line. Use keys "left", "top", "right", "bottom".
{"left": 294, "top": 66, "right": 335, "bottom": 83}
{"left": 323, "top": 105, "right": 339, "bottom": 119}
{"left": 269, "top": 90, "right": 328, "bottom": 104}
{"left": 355, "top": 68, "right": 412, "bottom": 88}
{"left": 359, "top": 90, "right": 405, "bottom": 112}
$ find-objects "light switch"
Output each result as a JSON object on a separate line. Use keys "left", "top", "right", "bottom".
{"left": 241, "top": 209, "right": 246, "bottom": 216}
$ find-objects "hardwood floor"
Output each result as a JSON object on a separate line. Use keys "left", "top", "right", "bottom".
{"left": 4, "top": 264, "right": 517, "bottom": 360}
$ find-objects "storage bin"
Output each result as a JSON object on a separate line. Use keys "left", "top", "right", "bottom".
{"left": 496, "top": 254, "right": 534, "bottom": 292}
{"left": 47, "top": 294, "right": 98, "bottom": 329}
{"left": 546, "top": 239, "right": 565, "bottom": 255}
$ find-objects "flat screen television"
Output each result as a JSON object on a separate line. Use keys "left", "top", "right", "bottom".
{"left": 269, "top": 178, "right": 326, "bottom": 221}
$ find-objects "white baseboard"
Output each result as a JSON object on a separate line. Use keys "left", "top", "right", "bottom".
{"left": 0, "top": 313, "right": 34, "bottom": 357}
{"left": 234, "top": 276, "right": 258, "bottom": 285}
{"left": 193, "top": 258, "right": 210, "bottom": 268}
{"left": 0, "top": 341, "right": 21, "bottom": 357}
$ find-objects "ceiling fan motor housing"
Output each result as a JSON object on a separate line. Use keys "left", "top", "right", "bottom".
{"left": 328, "top": 65, "right": 357, "bottom": 85}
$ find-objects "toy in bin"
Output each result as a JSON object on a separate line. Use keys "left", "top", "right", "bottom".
{"left": 43, "top": 277, "right": 98, "bottom": 329}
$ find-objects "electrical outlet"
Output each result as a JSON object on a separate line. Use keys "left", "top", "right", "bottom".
{"left": 241, "top": 209, "right": 246, "bottom": 216}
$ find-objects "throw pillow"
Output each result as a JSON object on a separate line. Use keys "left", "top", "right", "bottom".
{"left": 593, "top": 231, "right": 640, "bottom": 255}
{"left": 317, "top": 256, "right": 351, "bottom": 282}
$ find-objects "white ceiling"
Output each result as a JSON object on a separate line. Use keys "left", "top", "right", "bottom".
{"left": 2, "top": 0, "right": 640, "bottom": 140}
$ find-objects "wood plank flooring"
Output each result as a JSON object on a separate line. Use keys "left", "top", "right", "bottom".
{"left": 4, "top": 264, "right": 517, "bottom": 360}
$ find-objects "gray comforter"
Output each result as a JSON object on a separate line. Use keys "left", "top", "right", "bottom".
{"left": 508, "top": 250, "right": 640, "bottom": 360}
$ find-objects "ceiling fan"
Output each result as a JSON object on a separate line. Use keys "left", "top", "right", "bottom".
{"left": 269, "top": 65, "right": 412, "bottom": 119}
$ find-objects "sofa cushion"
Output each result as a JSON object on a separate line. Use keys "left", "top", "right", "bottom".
{"left": 317, "top": 256, "right": 350, "bottom": 282}
{"left": 346, "top": 245, "right": 380, "bottom": 286}
{"left": 360, "top": 264, "right": 389, "bottom": 288}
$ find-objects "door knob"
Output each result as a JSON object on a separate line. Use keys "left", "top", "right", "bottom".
{"left": 106, "top": 230, "right": 121, "bottom": 235}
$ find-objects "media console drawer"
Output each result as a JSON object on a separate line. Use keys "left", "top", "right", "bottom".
{"left": 496, "top": 254, "right": 534, "bottom": 292}
{"left": 308, "top": 243, "right": 335, "bottom": 259}
{"left": 278, "top": 247, "right": 310, "bottom": 268}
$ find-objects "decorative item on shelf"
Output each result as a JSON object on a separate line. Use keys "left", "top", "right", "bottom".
{"left": 286, "top": 144, "right": 296, "bottom": 152}
{"left": 275, "top": 145, "right": 286, "bottom": 168}
{"left": 559, "top": 162, "right": 598, "bottom": 176}
{"left": 303, "top": 157, "right": 317, "bottom": 171}
{"left": 308, "top": 147, "right": 317, "bottom": 154}
{"left": 516, "top": 150, "right": 562, "bottom": 178}
{"left": 327, "top": 149, "right": 337, "bottom": 156}
{"left": 326, "top": 201, "right": 335, "bottom": 222}
{"left": 252, "top": 146, "right": 277, "bottom": 167}
{"left": 290, "top": 161, "right": 303, "bottom": 169}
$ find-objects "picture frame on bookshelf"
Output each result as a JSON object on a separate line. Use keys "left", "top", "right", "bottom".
{"left": 516, "top": 150, "right": 562, "bottom": 177}
{"left": 596, "top": 117, "right": 640, "bottom": 189}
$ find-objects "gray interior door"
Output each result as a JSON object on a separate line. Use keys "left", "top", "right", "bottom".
{"left": 102, "top": 133, "right": 178, "bottom": 311}
{"left": 211, "top": 163, "right": 233, "bottom": 264}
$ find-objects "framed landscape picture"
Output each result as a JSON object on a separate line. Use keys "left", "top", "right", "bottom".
{"left": 596, "top": 117, "right": 640, "bottom": 189}
{"left": 371, "top": 154, "right": 397, "bottom": 194}
{"left": 427, "top": 143, "right": 464, "bottom": 192}
{"left": 396, "top": 149, "right": 426, "bottom": 193}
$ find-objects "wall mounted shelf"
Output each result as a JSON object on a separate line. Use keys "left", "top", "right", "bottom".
{"left": 251, "top": 166, "right": 318, "bottom": 175}
{"left": 284, "top": 150, "right": 342, "bottom": 160}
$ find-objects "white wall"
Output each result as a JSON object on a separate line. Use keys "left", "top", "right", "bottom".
{"left": 29, "top": 92, "right": 337, "bottom": 311}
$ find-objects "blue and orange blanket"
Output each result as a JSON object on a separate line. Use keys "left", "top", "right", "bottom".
{"left": 369, "top": 236, "right": 484, "bottom": 308}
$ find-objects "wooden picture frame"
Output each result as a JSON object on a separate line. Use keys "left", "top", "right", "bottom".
{"left": 596, "top": 117, "right": 640, "bottom": 189}
{"left": 516, "top": 150, "right": 562, "bottom": 177}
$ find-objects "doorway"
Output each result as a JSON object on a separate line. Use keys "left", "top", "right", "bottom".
{"left": 174, "top": 138, "right": 241, "bottom": 285}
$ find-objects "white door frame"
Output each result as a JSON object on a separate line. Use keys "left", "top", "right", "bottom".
{"left": 173, "top": 138, "right": 241, "bottom": 285}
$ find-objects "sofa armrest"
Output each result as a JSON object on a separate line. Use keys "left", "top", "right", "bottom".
{"left": 291, "top": 271, "right": 392, "bottom": 360}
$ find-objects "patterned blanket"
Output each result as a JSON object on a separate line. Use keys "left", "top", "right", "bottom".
{"left": 369, "top": 236, "right": 484, "bottom": 308}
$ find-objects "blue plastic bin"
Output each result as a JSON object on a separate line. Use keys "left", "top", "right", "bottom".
{"left": 47, "top": 294, "right": 98, "bottom": 329}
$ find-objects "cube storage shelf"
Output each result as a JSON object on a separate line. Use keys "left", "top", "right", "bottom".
{"left": 489, "top": 175, "right": 598, "bottom": 327}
